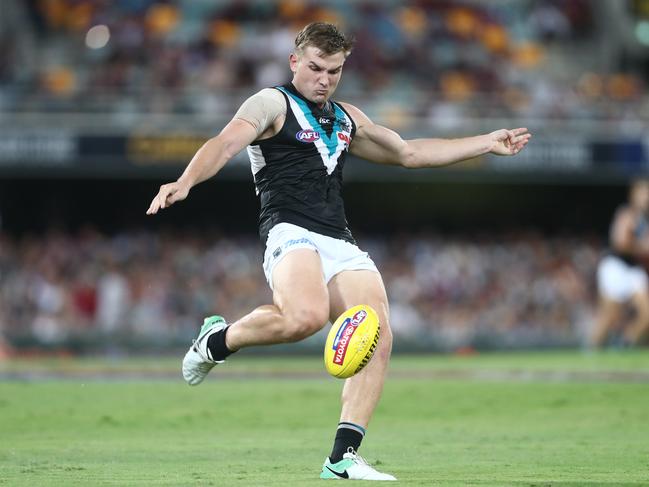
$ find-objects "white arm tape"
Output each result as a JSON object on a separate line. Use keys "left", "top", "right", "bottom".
{"left": 233, "top": 88, "right": 286, "bottom": 138}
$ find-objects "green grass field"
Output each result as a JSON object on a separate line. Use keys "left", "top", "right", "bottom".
{"left": 1, "top": 351, "right": 649, "bottom": 486}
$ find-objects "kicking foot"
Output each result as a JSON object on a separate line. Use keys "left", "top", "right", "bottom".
{"left": 320, "top": 448, "right": 396, "bottom": 481}
{"left": 182, "top": 315, "right": 228, "bottom": 386}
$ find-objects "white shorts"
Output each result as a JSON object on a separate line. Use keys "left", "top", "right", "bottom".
{"left": 597, "top": 254, "right": 648, "bottom": 302}
{"left": 262, "top": 223, "right": 378, "bottom": 290}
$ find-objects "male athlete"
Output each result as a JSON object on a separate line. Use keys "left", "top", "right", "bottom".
{"left": 147, "top": 22, "right": 531, "bottom": 481}
{"left": 591, "top": 179, "right": 649, "bottom": 347}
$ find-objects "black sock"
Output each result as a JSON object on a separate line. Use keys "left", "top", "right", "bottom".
{"left": 206, "top": 326, "right": 235, "bottom": 361}
{"left": 329, "top": 422, "right": 365, "bottom": 463}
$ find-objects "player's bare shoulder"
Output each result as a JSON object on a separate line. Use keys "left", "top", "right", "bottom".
{"left": 234, "top": 88, "right": 287, "bottom": 140}
{"left": 337, "top": 102, "right": 372, "bottom": 135}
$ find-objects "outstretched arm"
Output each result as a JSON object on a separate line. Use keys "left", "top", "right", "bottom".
{"left": 147, "top": 88, "right": 285, "bottom": 215}
{"left": 146, "top": 88, "right": 286, "bottom": 215}
{"left": 342, "top": 103, "right": 531, "bottom": 168}
{"left": 146, "top": 119, "right": 257, "bottom": 215}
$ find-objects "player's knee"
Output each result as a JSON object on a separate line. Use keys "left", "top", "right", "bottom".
{"left": 281, "top": 304, "right": 329, "bottom": 342}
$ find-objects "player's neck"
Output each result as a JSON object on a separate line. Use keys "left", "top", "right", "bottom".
{"left": 290, "top": 81, "right": 328, "bottom": 109}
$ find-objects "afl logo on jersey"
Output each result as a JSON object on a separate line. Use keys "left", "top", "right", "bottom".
{"left": 296, "top": 129, "right": 321, "bottom": 143}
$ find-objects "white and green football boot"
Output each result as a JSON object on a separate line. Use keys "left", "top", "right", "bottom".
{"left": 182, "top": 315, "right": 228, "bottom": 386}
{"left": 320, "top": 448, "right": 396, "bottom": 481}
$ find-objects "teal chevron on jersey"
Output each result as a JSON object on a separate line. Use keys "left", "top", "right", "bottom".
{"left": 276, "top": 86, "right": 347, "bottom": 158}
{"left": 247, "top": 82, "right": 357, "bottom": 245}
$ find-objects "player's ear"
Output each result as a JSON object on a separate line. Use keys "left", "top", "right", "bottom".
{"left": 289, "top": 52, "right": 299, "bottom": 74}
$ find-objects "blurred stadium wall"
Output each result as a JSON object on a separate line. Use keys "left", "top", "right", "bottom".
{"left": 1, "top": 0, "right": 648, "bottom": 354}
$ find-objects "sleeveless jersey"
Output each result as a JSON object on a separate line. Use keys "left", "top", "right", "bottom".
{"left": 610, "top": 205, "right": 649, "bottom": 266}
{"left": 246, "top": 83, "right": 357, "bottom": 244}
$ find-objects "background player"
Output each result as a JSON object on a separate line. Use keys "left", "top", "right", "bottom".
{"left": 592, "top": 179, "right": 649, "bottom": 347}
{"left": 147, "top": 22, "right": 531, "bottom": 481}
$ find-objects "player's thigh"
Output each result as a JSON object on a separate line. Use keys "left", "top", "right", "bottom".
{"left": 328, "top": 270, "right": 391, "bottom": 336}
{"left": 272, "top": 248, "right": 330, "bottom": 326}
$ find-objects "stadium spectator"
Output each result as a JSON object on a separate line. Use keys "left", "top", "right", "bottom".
{"left": 2, "top": 0, "right": 645, "bottom": 123}
{"left": 0, "top": 228, "right": 601, "bottom": 350}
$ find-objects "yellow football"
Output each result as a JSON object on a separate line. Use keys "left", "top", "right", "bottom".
{"left": 324, "top": 304, "right": 380, "bottom": 379}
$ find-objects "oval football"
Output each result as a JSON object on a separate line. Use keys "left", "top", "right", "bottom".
{"left": 324, "top": 304, "right": 380, "bottom": 379}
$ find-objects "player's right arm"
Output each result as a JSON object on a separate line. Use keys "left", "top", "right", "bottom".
{"left": 146, "top": 88, "right": 285, "bottom": 215}
{"left": 146, "top": 120, "right": 257, "bottom": 215}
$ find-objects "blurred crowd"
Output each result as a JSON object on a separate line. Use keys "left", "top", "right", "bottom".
{"left": 1, "top": 0, "right": 647, "bottom": 126}
{"left": 0, "top": 228, "right": 601, "bottom": 350}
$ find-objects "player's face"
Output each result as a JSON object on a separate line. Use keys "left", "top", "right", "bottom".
{"left": 290, "top": 46, "right": 346, "bottom": 106}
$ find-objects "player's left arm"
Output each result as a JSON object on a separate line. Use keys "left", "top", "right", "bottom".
{"left": 341, "top": 103, "right": 531, "bottom": 168}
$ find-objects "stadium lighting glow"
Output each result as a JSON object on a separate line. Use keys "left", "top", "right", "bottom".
{"left": 85, "top": 25, "right": 110, "bottom": 49}
{"left": 635, "top": 21, "right": 649, "bottom": 46}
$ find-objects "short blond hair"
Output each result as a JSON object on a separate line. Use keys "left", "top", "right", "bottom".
{"left": 295, "top": 22, "right": 354, "bottom": 56}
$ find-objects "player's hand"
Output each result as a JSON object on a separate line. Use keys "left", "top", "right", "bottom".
{"left": 488, "top": 128, "right": 531, "bottom": 156}
{"left": 146, "top": 181, "right": 190, "bottom": 215}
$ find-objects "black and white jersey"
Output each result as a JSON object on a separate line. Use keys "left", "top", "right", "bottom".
{"left": 246, "top": 82, "right": 357, "bottom": 244}
{"left": 609, "top": 205, "right": 649, "bottom": 266}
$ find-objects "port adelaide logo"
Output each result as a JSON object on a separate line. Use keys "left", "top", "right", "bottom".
{"left": 296, "top": 129, "right": 321, "bottom": 143}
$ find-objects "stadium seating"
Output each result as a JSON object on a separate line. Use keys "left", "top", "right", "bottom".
{"left": 1, "top": 0, "right": 645, "bottom": 128}
{"left": 0, "top": 229, "right": 601, "bottom": 350}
